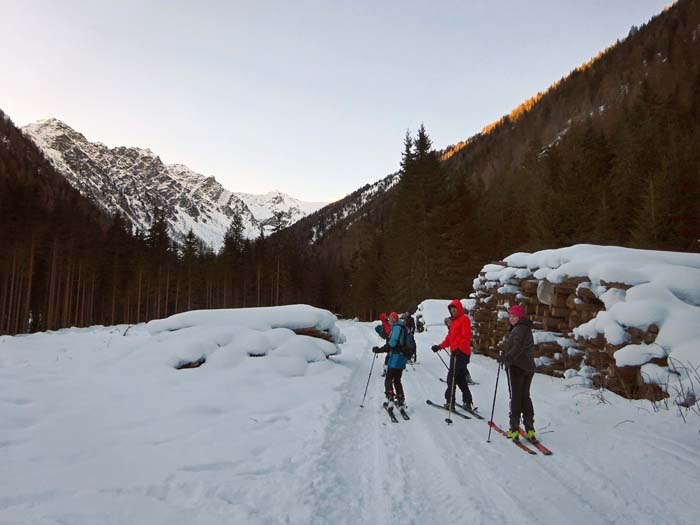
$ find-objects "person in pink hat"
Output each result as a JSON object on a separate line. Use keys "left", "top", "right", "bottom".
{"left": 499, "top": 304, "right": 536, "bottom": 442}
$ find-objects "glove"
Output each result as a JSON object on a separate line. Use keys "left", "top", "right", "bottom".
{"left": 496, "top": 353, "right": 505, "bottom": 364}
{"left": 372, "top": 346, "right": 382, "bottom": 353}
{"left": 431, "top": 345, "right": 441, "bottom": 353}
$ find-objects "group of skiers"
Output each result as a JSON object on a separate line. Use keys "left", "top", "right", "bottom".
{"left": 371, "top": 300, "right": 537, "bottom": 442}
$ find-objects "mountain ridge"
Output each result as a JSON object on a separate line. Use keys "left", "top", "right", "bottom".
{"left": 22, "top": 118, "right": 328, "bottom": 250}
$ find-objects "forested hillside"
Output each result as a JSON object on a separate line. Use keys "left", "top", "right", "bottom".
{"left": 0, "top": 112, "right": 279, "bottom": 334}
{"left": 270, "top": 0, "right": 700, "bottom": 318}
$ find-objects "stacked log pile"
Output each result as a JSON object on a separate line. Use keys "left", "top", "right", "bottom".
{"left": 470, "top": 264, "right": 666, "bottom": 401}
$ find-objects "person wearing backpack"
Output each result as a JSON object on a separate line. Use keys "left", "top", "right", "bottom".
{"left": 403, "top": 312, "right": 417, "bottom": 363}
{"left": 372, "top": 311, "right": 409, "bottom": 408}
{"left": 431, "top": 300, "right": 474, "bottom": 411}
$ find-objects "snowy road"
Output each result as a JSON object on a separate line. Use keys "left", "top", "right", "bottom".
{"left": 2, "top": 318, "right": 700, "bottom": 524}
{"left": 301, "top": 321, "right": 700, "bottom": 525}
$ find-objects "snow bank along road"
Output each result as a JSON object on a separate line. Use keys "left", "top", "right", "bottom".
{"left": 1, "top": 320, "right": 699, "bottom": 524}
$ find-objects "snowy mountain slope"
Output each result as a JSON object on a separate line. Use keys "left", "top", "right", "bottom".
{"left": 236, "top": 190, "right": 327, "bottom": 235}
{"left": 22, "top": 119, "right": 327, "bottom": 250}
{"left": 2, "top": 309, "right": 699, "bottom": 524}
{"left": 280, "top": 172, "right": 400, "bottom": 244}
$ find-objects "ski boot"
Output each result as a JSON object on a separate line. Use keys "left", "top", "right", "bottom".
{"left": 524, "top": 429, "right": 537, "bottom": 441}
{"left": 506, "top": 429, "right": 520, "bottom": 442}
{"left": 382, "top": 396, "right": 395, "bottom": 409}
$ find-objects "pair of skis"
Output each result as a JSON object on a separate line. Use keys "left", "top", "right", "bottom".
{"left": 425, "top": 399, "right": 485, "bottom": 421}
{"left": 384, "top": 404, "right": 410, "bottom": 423}
{"left": 488, "top": 421, "right": 553, "bottom": 455}
{"left": 426, "top": 400, "right": 552, "bottom": 455}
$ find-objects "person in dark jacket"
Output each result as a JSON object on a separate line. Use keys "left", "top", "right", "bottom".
{"left": 431, "top": 300, "right": 473, "bottom": 411}
{"left": 402, "top": 312, "right": 417, "bottom": 363}
{"left": 499, "top": 304, "right": 536, "bottom": 441}
{"left": 372, "top": 312, "right": 408, "bottom": 408}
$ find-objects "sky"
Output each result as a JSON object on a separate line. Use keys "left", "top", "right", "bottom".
{"left": 2, "top": 0, "right": 671, "bottom": 202}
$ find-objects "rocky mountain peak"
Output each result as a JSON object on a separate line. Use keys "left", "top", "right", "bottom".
{"left": 22, "top": 119, "right": 327, "bottom": 251}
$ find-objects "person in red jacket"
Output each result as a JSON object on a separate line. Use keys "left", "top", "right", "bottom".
{"left": 374, "top": 313, "right": 391, "bottom": 340}
{"left": 432, "top": 299, "right": 474, "bottom": 411}
{"left": 374, "top": 313, "right": 393, "bottom": 377}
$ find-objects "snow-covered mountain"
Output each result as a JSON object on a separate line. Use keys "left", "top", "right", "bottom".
{"left": 22, "top": 119, "right": 327, "bottom": 250}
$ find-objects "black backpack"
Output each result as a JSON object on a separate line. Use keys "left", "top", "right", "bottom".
{"left": 396, "top": 324, "right": 414, "bottom": 358}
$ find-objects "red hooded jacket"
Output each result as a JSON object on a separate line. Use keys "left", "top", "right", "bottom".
{"left": 438, "top": 299, "right": 471, "bottom": 356}
{"left": 379, "top": 313, "right": 391, "bottom": 336}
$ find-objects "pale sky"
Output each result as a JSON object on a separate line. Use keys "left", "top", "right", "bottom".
{"left": 2, "top": 0, "right": 670, "bottom": 202}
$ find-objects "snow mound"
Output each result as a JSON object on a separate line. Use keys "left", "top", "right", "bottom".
{"left": 147, "top": 304, "right": 344, "bottom": 344}
{"left": 0, "top": 306, "right": 349, "bottom": 523}
{"left": 415, "top": 298, "right": 471, "bottom": 330}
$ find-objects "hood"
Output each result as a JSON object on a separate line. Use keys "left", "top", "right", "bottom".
{"left": 448, "top": 299, "right": 465, "bottom": 317}
{"left": 517, "top": 318, "right": 533, "bottom": 328}
{"left": 379, "top": 313, "right": 387, "bottom": 321}
{"left": 510, "top": 318, "right": 533, "bottom": 331}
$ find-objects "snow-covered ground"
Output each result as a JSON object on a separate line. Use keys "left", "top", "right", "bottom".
{"left": 2, "top": 307, "right": 700, "bottom": 524}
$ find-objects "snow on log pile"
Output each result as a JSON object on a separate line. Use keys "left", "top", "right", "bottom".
{"left": 468, "top": 245, "right": 700, "bottom": 402}
{"left": 146, "top": 305, "right": 345, "bottom": 374}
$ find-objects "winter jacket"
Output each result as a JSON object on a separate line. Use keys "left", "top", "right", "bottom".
{"left": 379, "top": 313, "right": 391, "bottom": 336}
{"left": 374, "top": 324, "right": 388, "bottom": 340}
{"left": 503, "top": 318, "right": 535, "bottom": 373}
{"left": 378, "top": 321, "right": 408, "bottom": 370}
{"left": 438, "top": 299, "right": 471, "bottom": 356}
{"left": 404, "top": 315, "right": 416, "bottom": 334}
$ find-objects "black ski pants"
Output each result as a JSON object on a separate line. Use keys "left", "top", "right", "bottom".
{"left": 507, "top": 366, "right": 534, "bottom": 432}
{"left": 385, "top": 368, "right": 405, "bottom": 403}
{"left": 444, "top": 351, "right": 472, "bottom": 405}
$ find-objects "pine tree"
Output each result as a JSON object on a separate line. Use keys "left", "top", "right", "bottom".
{"left": 146, "top": 207, "right": 171, "bottom": 254}
{"left": 222, "top": 211, "right": 245, "bottom": 257}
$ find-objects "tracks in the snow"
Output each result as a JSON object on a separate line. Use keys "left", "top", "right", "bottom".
{"left": 304, "top": 323, "right": 700, "bottom": 525}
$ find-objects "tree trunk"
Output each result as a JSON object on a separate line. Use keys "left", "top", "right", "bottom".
{"left": 256, "top": 265, "right": 261, "bottom": 307}
{"left": 46, "top": 240, "right": 59, "bottom": 330}
{"left": 276, "top": 253, "right": 280, "bottom": 306}
{"left": 136, "top": 268, "right": 142, "bottom": 323}
{"left": 164, "top": 265, "right": 170, "bottom": 317}
{"left": 5, "top": 249, "right": 17, "bottom": 334}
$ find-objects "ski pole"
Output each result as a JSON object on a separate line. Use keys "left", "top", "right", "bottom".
{"left": 506, "top": 366, "right": 512, "bottom": 398}
{"left": 360, "top": 352, "right": 378, "bottom": 408}
{"left": 436, "top": 351, "right": 449, "bottom": 371}
{"left": 446, "top": 352, "right": 458, "bottom": 425}
{"left": 487, "top": 353, "right": 503, "bottom": 443}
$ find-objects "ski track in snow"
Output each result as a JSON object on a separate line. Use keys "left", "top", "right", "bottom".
{"left": 305, "top": 322, "right": 700, "bottom": 525}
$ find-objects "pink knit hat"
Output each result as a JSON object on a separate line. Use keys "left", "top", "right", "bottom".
{"left": 508, "top": 305, "right": 525, "bottom": 318}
